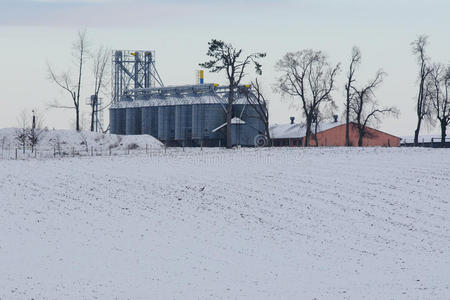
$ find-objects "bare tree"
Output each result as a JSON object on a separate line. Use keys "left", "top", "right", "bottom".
{"left": 200, "top": 39, "right": 266, "bottom": 148}
{"left": 312, "top": 103, "right": 337, "bottom": 147}
{"left": 276, "top": 50, "right": 340, "bottom": 147}
{"left": 48, "top": 30, "right": 88, "bottom": 131}
{"left": 411, "top": 35, "right": 434, "bottom": 146}
{"left": 1, "top": 135, "right": 7, "bottom": 157}
{"left": 344, "top": 47, "right": 361, "bottom": 146}
{"left": 350, "top": 70, "right": 399, "bottom": 146}
{"left": 244, "top": 79, "right": 271, "bottom": 145}
{"left": 28, "top": 110, "right": 44, "bottom": 153}
{"left": 430, "top": 64, "right": 450, "bottom": 147}
{"left": 15, "top": 110, "right": 29, "bottom": 154}
{"left": 90, "top": 46, "right": 109, "bottom": 132}
{"left": 312, "top": 108, "right": 321, "bottom": 147}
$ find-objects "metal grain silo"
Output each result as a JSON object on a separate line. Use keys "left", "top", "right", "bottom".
{"left": 111, "top": 108, "right": 126, "bottom": 135}
{"left": 109, "top": 108, "right": 118, "bottom": 134}
{"left": 157, "top": 106, "right": 175, "bottom": 141}
{"left": 175, "top": 105, "right": 192, "bottom": 140}
{"left": 125, "top": 107, "right": 142, "bottom": 135}
{"left": 141, "top": 106, "right": 159, "bottom": 137}
{"left": 241, "top": 105, "right": 265, "bottom": 132}
{"left": 232, "top": 102, "right": 266, "bottom": 146}
{"left": 232, "top": 104, "right": 246, "bottom": 120}
{"left": 192, "top": 103, "right": 226, "bottom": 140}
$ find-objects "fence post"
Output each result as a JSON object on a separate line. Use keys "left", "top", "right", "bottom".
{"left": 72, "top": 147, "right": 75, "bottom": 157}
{"left": 109, "top": 147, "right": 112, "bottom": 156}
{"left": 15, "top": 148, "right": 18, "bottom": 160}
{"left": 146, "top": 144, "right": 148, "bottom": 154}
{"left": 91, "top": 146, "right": 93, "bottom": 156}
{"left": 53, "top": 147, "right": 56, "bottom": 158}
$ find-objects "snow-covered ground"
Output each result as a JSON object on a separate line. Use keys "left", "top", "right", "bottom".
{"left": 0, "top": 147, "right": 449, "bottom": 299}
{"left": 0, "top": 128, "right": 163, "bottom": 159}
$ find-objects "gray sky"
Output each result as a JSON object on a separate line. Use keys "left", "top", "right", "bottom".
{"left": 0, "top": 0, "right": 449, "bottom": 136}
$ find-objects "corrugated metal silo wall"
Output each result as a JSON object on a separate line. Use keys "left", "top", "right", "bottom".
{"left": 191, "top": 104, "right": 204, "bottom": 140}
{"left": 109, "top": 109, "right": 117, "bottom": 134}
{"left": 242, "top": 104, "right": 265, "bottom": 133}
{"left": 175, "top": 105, "right": 193, "bottom": 140}
{"left": 192, "top": 104, "right": 226, "bottom": 140}
{"left": 118, "top": 108, "right": 127, "bottom": 134}
{"left": 141, "top": 107, "right": 159, "bottom": 138}
{"left": 125, "top": 107, "right": 142, "bottom": 135}
{"left": 157, "top": 106, "right": 175, "bottom": 140}
{"left": 233, "top": 104, "right": 266, "bottom": 146}
{"left": 232, "top": 104, "right": 245, "bottom": 119}
{"left": 111, "top": 108, "right": 126, "bottom": 135}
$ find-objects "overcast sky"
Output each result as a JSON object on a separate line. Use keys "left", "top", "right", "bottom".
{"left": 0, "top": 0, "right": 449, "bottom": 136}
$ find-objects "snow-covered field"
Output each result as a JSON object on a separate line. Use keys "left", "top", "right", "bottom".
{"left": 0, "top": 147, "right": 449, "bottom": 299}
{"left": 0, "top": 128, "right": 163, "bottom": 159}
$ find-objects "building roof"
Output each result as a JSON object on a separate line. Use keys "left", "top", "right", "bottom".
{"left": 111, "top": 83, "right": 257, "bottom": 109}
{"left": 269, "top": 122, "right": 343, "bottom": 139}
{"left": 270, "top": 121, "right": 401, "bottom": 140}
{"left": 110, "top": 95, "right": 256, "bottom": 109}
{"left": 212, "top": 117, "right": 246, "bottom": 133}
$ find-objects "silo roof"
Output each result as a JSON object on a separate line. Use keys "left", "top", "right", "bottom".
{"left": 111, "top": 93, "right": 227, "bottom": 109}
{"left": 110, "top": 84, "right": 255, "bottom": 109}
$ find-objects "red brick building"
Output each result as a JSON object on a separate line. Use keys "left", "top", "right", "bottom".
{"left": 270, "top": 121, "right": 400, "bottom": 147}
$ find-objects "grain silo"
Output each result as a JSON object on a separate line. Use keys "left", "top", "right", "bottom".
{"left": 157, "top": 105, "right": 176, "bottom": 141}
{"left": 175, "top": 105, "right": 193, "bottom": 141}
{"left": 108, "top": 50, "right": 267, "bottom": 146}
{"left": 125, "top": 107, "right": 141, "bottom": 135}
{"left": 141, "top": 106, "right": 158, "bottom": 136}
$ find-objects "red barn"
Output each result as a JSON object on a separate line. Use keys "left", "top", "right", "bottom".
{"left": 270, "top": 119, "right": 400, "bottom": 147}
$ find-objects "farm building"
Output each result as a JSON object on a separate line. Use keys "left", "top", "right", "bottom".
{"left": 108, "top": 50, "right": 266, "bottom": 147}
{"left": 109, "top": 84, "right": 266, "bottom": 147}
{"left": 270, "top": 117, "right": 400, "bottom": 147}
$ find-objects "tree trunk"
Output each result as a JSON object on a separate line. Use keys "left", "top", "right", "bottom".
{"left": 76, "top": 106, "right": 80, "bottom": 131}
{"left": 345, "top": 108, "right": 350, "bottom": 147}
{"left": 226, "top": 90, "right": 234, "bottom": 149}
{"left": 90, "top": 98, "right": 95, "bottom": 132}
{"left": 304, "top": 118, "right": 312, "bottom": 147}
{"left": 358, "top": 128, "right": 364, "bottom": 147}
{"left": 414, "top": 117, "right": 422, "bottom": 146}
{"left": 440, "top": 121, "right": 447, "bottom": 148}
{"left": 313, "top": 122, "right": 319, "bottom": 147}
{"left": 264, "top": 123, "right": 271, "bottom": 146}
{"left": 345, "top": 101, "right": 350, "bottom": 146}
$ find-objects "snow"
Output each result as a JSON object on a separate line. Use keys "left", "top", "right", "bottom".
{"left": 270, "top": 122, "right": 343, "bottom": 139}
{"left": 1, "top": 147, "right": 449, "bottom": 299}
{"left": 213, "top": 117, "right": 246, "bottom": 132}
{"left": 0, "top": 128, "right": 163, "bottom": 155}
